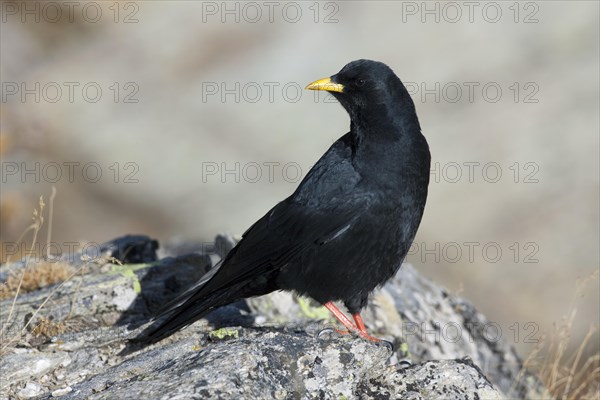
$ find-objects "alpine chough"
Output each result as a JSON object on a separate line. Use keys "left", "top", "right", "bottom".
{"left": 134, "top": 59, "right": 430, "bottom": 345}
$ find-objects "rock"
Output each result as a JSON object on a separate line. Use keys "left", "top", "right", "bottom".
{"left": 51, "top": 386, "right": 72, "bottom": 397}
{"left": 213, "top": 233, "right": 237, "bottom": 259}
{"left": 38, "top": 330, "right": 504, "bottom": 400}
{"left": 0, "top": 351, "right": 70, "bottom": 389}
{"left": 0, "top": 248, "right": 211, "bottom": 338}
{"left": 17, "top": 382, "right": 44, "bottom": 399}
{"left": 0, "top": 235, "right": 549, "bottom": 399}
{"left": 362, "top": 359, "right": 505, "bottom": 400}
{"left": 96, "top": 235, "right": 159, "bottom": 264}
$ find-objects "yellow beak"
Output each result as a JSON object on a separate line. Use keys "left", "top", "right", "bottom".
{"left": 305, "top": 77, "right": 344, "bottom": 93}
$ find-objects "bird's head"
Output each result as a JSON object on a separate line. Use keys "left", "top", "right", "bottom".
{"left": 306, "top": 59, "right": 416, "bottom": 133}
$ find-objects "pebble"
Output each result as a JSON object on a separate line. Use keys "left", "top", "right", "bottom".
{"left": 17, "top": 382, "right": 43, "bottom": 399}
{"left": 51, "top": 386, "right": 73, "bottom": 397}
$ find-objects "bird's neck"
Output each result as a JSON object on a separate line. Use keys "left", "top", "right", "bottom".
{"left": 350, "top": 84, "right": 421, "bottom": 141}
{"left": 349, "top": 95, "right": 428, "bottom": 180}
{"left": 350, "top": 104, "right": 421, "bottom": 145}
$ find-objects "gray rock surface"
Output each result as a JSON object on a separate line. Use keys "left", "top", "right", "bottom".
{"left": 0, "top": 236, "right": 549, "bottom": 399}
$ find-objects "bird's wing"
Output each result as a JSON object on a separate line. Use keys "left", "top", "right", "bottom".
{"left": 136, "top": 135, "right": 371, "bottom": 343}
{"left": 199, "top": 132, "right": 369, "bottom": 292}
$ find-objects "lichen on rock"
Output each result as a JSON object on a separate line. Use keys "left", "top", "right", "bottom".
{"left": 0, "top": 235, "right": 549, "bottom": 399}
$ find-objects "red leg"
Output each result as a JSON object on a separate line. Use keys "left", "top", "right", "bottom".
{"left": 323, "top": 302, "right": 382, "bottom": 342}
{"left": 324, "top": 302, "right": 356, "bottom": 331}
{"left": 352, "top": 313, "right": 381, "bottom": 342}
{"left": 353, "top": 313, "right": 367, "bottom": 332}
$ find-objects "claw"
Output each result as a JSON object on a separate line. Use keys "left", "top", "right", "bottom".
{"left": 317, "top": 328, "right": 335, "bottom": 339}
{"left": 378, "top": 339, "right": 394, "bottom": 351}
{"left": 398, "top": 359, "right": 412, "bottom": 368}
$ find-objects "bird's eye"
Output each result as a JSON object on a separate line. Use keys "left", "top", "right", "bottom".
{"left": 356, "top": 79, "right": 366, "bottom": 87}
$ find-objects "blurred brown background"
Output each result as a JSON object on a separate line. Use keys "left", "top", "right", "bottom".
{"left": 1, "top": 1, "right": 598, "bottom": 359}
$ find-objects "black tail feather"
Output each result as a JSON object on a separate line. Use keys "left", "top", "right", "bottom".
{"left": 136, "top": 287, "right": 237, "bottom": 344}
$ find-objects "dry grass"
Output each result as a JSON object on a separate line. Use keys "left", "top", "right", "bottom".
{"left": 0, "top": 190, "right": 77, "bottom": 352}
{"left": 0, "top": 189, "right": 117, "bottom": 354}
{"left": 29, "top": 316, "right": 67, "bottom": 338}
{"left": 0, "top": 261, "right": 75, "bottom": 300}
{"left": 516, "top": 271, "right": 600, "bottom": 399}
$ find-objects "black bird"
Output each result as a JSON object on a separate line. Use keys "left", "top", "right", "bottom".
{"left": 135, "top": 59, "right": 430, "bottom": 345}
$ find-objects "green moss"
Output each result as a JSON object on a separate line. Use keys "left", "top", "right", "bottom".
{"left": 296, "top": 296, "right": 332, "bottom": 321}
{"left": 209, "top": 327, "right": 239, "bottom": 340}
{"left": 109, "top": 263, "right": 153, "bottom": 294}
{"left": 399, "top": 342, "right": 412, "bottom": 359}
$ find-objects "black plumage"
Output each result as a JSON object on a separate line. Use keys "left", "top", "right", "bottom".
{"left": 135, "top": 59, "right": 430, "bottom": 345}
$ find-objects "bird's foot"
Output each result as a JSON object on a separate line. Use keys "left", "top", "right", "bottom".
{"left": 357, "top": 330, "right": 382, "bottom": 342}
{"left": 377, "top": 339, "right": 395, "bottom": 351}
{"left": 335, "top": 328, "right": 351, "bottom": 336}
{"left": 322, "top": 302, "right": 390, "bottom": 344}
{"left": 317, "top": 327, "right": 351, "bottom": 339}
{"left": 318, "top": 326, "right": 392, "bottom": 350}
{"left": 340, "top": 328, "right": 394, "bottom": 350}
